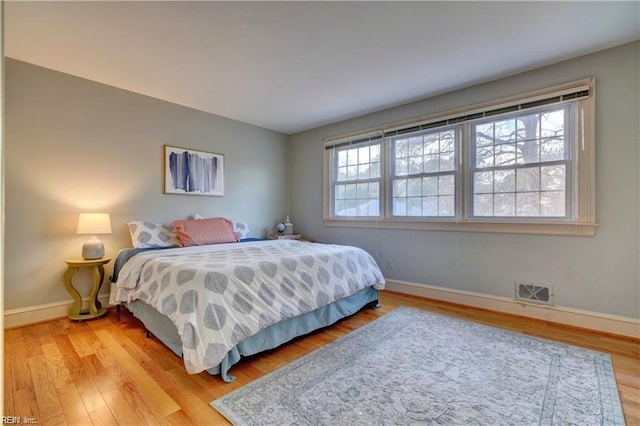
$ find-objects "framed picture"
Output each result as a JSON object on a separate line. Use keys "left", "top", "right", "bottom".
{"left": 164, "top": 145, "right": 224, "bottom": 196}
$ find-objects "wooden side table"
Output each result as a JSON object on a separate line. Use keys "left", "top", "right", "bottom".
{"left": 64, "top": 257, "right": 111, "bottom": 320}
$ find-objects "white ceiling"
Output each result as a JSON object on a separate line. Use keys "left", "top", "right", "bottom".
{"left": 5, "top": 1, "right": 639, "bottom": 134}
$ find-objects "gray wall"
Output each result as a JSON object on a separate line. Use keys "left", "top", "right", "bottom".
{"left": 5, "top": 59, "right": 290, "bottom": 311}
{"left": 289, "top": 42, "right": 640, "bottom": 319}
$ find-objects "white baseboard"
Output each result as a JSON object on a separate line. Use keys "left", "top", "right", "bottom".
{"left": 4, "top": 294, "right": 112, "bottom": 328}
{"left": 385, "top": 280, "right": 640, "bottom": 339}
{"left": 5, "top": 284, "right": 639, "bottom": 339}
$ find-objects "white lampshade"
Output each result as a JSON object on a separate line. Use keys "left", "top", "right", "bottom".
{"left": 77, "top": 213, "right": 112, "bottom": 259}
{"left": 77, "top": 213, "right": 112, "bottom": 235}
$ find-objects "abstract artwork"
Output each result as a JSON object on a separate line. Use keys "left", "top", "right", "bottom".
{"left": 164, "top": 145, "right": 224, "bottom": 196}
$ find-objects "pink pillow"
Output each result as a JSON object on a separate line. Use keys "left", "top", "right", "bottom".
{"left": 171, "top": 217, "right": 239, "bottom": 247}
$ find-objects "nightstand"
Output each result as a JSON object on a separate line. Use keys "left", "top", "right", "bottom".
{"left": 64, "top": 257, "right": 111, "bottom": 321}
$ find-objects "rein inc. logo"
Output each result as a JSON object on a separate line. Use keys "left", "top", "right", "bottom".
{"left": 2, "top": 417, "right": 37, "bottom": 424}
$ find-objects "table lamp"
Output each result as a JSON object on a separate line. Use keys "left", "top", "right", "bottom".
{"left": 76, "top": 213, "right": 112, "bottom": 260}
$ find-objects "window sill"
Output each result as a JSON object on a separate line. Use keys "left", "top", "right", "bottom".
{"left": 323, "top": 218, "right": 597, "bottom": 236}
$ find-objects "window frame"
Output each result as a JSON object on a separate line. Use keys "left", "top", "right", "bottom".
{"left": 466, "top": 103, "right": 575, "bottom": 221}
{"left": 387, "top": 125, "right": 460, "bottom": 219}
{"left": 323, "top": 79, "right": 596, "bottom": 236}
{"left": 330, "top": 138, "right": 383, "bottom": 218}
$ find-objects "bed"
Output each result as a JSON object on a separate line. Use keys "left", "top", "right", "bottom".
{"left": 109, "top": 238, "right": 385, "bottom": 381}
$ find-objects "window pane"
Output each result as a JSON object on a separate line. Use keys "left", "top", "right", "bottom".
{"left": 424, "top": 134, "right": 439, "bottom": 153}
{"left": 424, "top": 154, "right": 439, "bottom": 173}
{"left": 517, "top": 113, "right": 540, "bottom": 141}
{"left": 516, "top": 167, "right": 540, "bottom": 192}
{"left": 407, "top": 197, "right": 421, "bottom": 216}
{"left": 357, "top": 164, "right": 369, "bottom": 180}
{"left": 541, "top": 192, "right": 565, "bottom": 217}
{"left": 439, "top": 152, "right": 455, "bottom": 172}
{"left": 517, "top": 140, "right": 540, "bottom": 164}
{"left": 407, "top": 178, "right": 422, "bottom": 196}
{"left": 541, "top": 110, "right": 564, "bottom": 138}
{"left": 494, "top": 193, "right": 516, "bottom": 216}
{"left": 476, "top": 123, "right": 493, "bottom": 146}
{"left": 337, "top": 166, "right": 347, "bottom": 182}
{"left": 474, "top": 194, "right": 494, "bottom": 216}
{"left": 357, "top": 183, "right": 368, "bottom": 198}
{"left": 423, "top": 176, "right": 438, "bottom": 195}
{"left": 474, "top": 171, "right": 493, "bottom": 194}
{"left": 440, "top": 132, "right": 455, "bottom": 152}
{"left": 476, "top": 146, "right": 494, "bottom": 168}
{"left": 541, "top": 164, "right": 566, "bottom": 191}
{"left": 395, "top": 158, "right": 408, "bottom": 176}
{"left": 347, "top": 165, "right": 358, "bottom": 180}
{"left": 370, "top": 144, "right": 381, "bottom": 162}
{"left": 540, "top": 137, "right": 565, "bottom": 162}
{"left": 422, "top": 196, "right": 438, "bottom": 216}
{"left": 408, "top": 136, "right": 423, "bottom": 156}
{"left": 408, "top": 156, "right": 423, "bottom": 174}
{"left": 394, "top": 198, "right": 407, "bottom": 216}
{"left": 494, "top": 169, "right": 515, "bottom": 193}
{"left": 370, "top": 162, "right": 380, "bottom": 178}
{"left": 495, "top": 143, "right": 516, "bottom": 166}
{"left": 335, "top": 185, "right": 346, "bottom": 200}
{"left": 495, "top": 119, "right": 516, "bottom": 143}
{"left": 358, "top": 146, "right": 370, "bottom": 163}
{"left": 347, "top": 148, "right": 358, "bottom": 165}
{"left": 367, "top": 183, "right": 377, "bottom": 198}
{"left": 338, "top": 150, "right": 348, "bottom": 167}
{"left": 394, "top": 179, "right": 407, "bottom": 197}
{"left": 395, "top": 139, "right": 408, "bottom": 158}
{"left": 368, "top": 199, "right": 380, "bottom": 216}
{"left": 439, "top": 195, "right": 455, "bottom": 216}
{"left": 346, "top": 199, "right": 357, "bottom": 214}
{"left": 516, "top": 193, "right": 540, "bottom": 216}
{"left": 439, "top": 175, "right": 455, "bottom": 195}
{"left": 345, "top": 184, "right": 357, "bottom": 199}
{"left": 335, "top": 200, "right": 346, "bottom": 216}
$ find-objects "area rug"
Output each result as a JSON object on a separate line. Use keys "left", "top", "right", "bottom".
{"left": 211, "top": 306, "right": 625, "bottom": 425}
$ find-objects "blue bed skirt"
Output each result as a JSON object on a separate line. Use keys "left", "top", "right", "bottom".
{"left": 125, "top": 286, "right": 379, "bottom": 381}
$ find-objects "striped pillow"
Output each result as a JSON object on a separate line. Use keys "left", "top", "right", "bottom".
{"left": 171, "top": 217, "right": 239, "bottom": 247}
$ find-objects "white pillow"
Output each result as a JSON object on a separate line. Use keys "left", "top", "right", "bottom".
{"left": 127, "top": 221, "right": 180, "bottom": 248}
{"left": 233, "top": 221, "right": 252, "bottom": 239}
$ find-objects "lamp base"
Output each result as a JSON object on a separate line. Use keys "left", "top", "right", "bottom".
{"left": 82, "top": 236, "right": 105, "bottom": 260}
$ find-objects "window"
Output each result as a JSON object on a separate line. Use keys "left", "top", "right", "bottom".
{"left": 391, "top": 128, "right": 457, "bottom": 217}
{"left": 331, "top": 138, "right": 382, "bottom": 217}
{"left": 470, "top": 105, "right": 571, "bottom": 219}
{"left": 323, "top": 79, "right": 596, "bottom": 236}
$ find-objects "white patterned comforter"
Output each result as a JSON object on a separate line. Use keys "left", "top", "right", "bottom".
{"left": 112, "top": 239, "right": 385, "bottom": 374}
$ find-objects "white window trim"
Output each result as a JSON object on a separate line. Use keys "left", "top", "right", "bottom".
{"left": 323, "top": 79, "right": 596, "bottom": 237}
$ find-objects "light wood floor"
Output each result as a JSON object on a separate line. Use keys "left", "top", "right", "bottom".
{"left": 4, "top": 291, "right": 639, "bottom": 425}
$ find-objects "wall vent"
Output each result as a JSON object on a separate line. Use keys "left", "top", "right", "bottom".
{"left": 515, "top": 282, "right": 554, "bottom": 305}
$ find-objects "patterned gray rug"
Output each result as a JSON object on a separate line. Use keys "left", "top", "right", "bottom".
{"left": 211, "top": 306, "right": 625, "bottom": 425}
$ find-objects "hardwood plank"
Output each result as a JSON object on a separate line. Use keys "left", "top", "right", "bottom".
{"left": 57, "top": 383, "right": 92, "bottom": 426}
{"left": 13, "top": 388, "right": 41, "bottom": 422}
{"left": 88, "top": 405, "right": 119, "bottom": 426}
{"left": 42, "top": 342, "right": 73, "bottom": 389}
{"left": 94, "top": 328, "right": 180, "bottom": 418}
{"left": 27, "top": 354, "right": 67, "bottom": 425}
{"left": 99, "top": 389, "right": 149, "bottom": 426}
{"left": 5, "top": 328, "right": 34, "bottom": 390}
{"left": 71, "top": 364, "right": 110, "bottom": 416}
{"left": 164, "top": 368, "right": 227, "bottom": 424}
{"left": 165, "top": 409, "right": 198, "bottom": 426}
{"left": 66, "top": 328, "right": 96, "bottom": 358}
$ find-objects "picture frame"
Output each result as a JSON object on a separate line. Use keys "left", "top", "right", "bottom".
{"left": 164, "top": 145, "right": 224, "bottom": 196}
